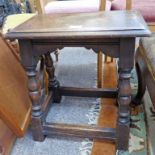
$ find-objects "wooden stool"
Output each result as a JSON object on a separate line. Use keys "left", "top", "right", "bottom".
{"left": 5, "top": 11, "right": 150, "bottom": 152}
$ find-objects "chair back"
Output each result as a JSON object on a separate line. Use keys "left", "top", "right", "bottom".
{"left": 14, "top": 0, "right": 34, "bottom": 13}
{"left": 36, "top": 0, "right": 50, "bottom": 14}
{"left": 99, "top": 0, "right": 106, "bottom": 11}
{"left": 126, "top": 0, "right": 132, "bottom": 10}
{"left": 36, "top": 0, "right": 107, "bottom": 14}
{"left": 28, "top": 0, "right": 37, "bottom": 12}
{"left": 15, "top": 0, "right": 41, "bottom": 13}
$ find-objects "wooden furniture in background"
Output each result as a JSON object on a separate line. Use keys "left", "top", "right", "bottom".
{"left": 0, "top": 35, "right": 32, "bottom": 137}
{"left": 132, "top": 34, "right": 155, "bottom": 108}
{"left": 36, "top": 0, "right": 109, "bottom": 14}
{"left": 5, "top": 11, "right": 150, "bottom": 152}
{"left": 111, "top": 0, "right": 155, "bottom": 32}
{"left": 35, "top": 0, "right": 112, "bottom": 88}
{"left": 2, "top": 0, "right": 36, "bottom": 34}
{"left": 0, "top": 35, "right": 33, "bottom": 155}
{"left": 106, "top": 0, "right": 155, "bottom": 66}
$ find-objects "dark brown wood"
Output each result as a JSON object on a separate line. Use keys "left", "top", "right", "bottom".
{"left": 43, "top": 123, "right": 116, "bottom": 141}
{"left": 60, "top": 87, "right": 118, "bottom": 98}
{"left": 32, "top": 39, "right": 120, "bottom": 58}
{"left": 5, "top": 11, "right": 150, "bottom": 39}
{"left": 44, "top": 52, "right": 61, "bottom": 103}
{"left": 116, "top": 38, "right": 135, "bottom": 150}
{"left": 19, "top": 39, "right": 45, "bottom": 141}
{"left": 4, "top": 11, "right": 151, "bottom": 152}
{"left": 27, "top": 68, "right": 45, "bottom": 141}
{"left": 28, "top": 39, "right": 120, "bottom": 72}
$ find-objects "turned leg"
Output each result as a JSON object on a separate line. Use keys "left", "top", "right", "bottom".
{"left": 117, "top": 69, "right": 131, "bottom": 150}
{"left": 116, "top": 38, "right": 135, "bottom": 151}
{"left": 45, "top": 52, "right": 61, "bottom": 103}
{"left": 27, "top": 68, "right": 45, "bottom": 141}
{"left": 18, "top": 40, "right": 45, "bottom": 141}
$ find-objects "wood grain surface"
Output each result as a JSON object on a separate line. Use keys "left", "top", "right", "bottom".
{"left": 0, "top": 35, "right": 32, "bottom": 137}
{"left": 5, "top": 11, "right": 150, "bottom": 39}
{"left": 0, "top": 119, "right": 16, "bottom": 155}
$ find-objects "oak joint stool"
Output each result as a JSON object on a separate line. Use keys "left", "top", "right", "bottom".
{"left": 5, "top": 11, "right": 151, "bottom": 152}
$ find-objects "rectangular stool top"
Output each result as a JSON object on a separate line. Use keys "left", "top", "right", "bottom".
{"left": 5, "top": 11, "right": 151, "bottom": 39}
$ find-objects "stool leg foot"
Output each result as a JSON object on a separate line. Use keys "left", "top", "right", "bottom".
{"left": 31, "top": 117, "right": 45, "bottom": 141}
{"left": 45, "top": 52, "right": 62, "bottom": 103}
